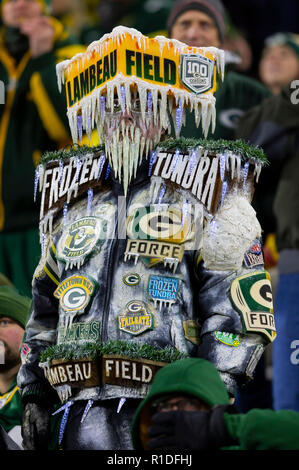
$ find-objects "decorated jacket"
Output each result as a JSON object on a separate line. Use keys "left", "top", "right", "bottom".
{"left": 0, "top": 18, "right": 85, "bottom": 232}
{"left": 17, "top": 139, "right": 276, "bottom": 406}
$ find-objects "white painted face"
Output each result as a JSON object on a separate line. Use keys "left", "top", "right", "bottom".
{"left": 98, "top": 92, "right": 170, "bottom": 195}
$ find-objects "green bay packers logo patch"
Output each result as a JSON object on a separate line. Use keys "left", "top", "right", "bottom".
{"left": 123, "top": 273, "right": 141, "bottom": 286}
{"left": 57, "top": 216, "right": 107, "bottom": 269}
{"left": 54, "top": 275, "right": 97, "bottom": 313}
{"left": 230, "top": 271, "right": 276, "bottom": 342}
{"left": 118, "top": 300, "right": 154, "bottom": 335}
{"left": 126, "top": 206, "right": 191, "bottom": 243}
{"left": 215, "top": 331, "right": 241, "bottom": 347}
{"left": 125, "top": 206, "right": 190, "bottom": 271}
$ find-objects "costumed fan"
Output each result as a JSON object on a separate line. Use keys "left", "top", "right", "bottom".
{"left": 18, "top": 26, "right": 275, "bottom": 450}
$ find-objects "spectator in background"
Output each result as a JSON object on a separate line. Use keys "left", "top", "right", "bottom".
{"left": 131, "top": 358, "right": 299, "bottom": 450}
{"left": 167, "top": 0, "right": 270, "bottom": 140}
{"left": 0, "top": 0, "right": 85, "bottom": 297}
{"left": 0, "top": 286, "right": 31, "bottom": 448}
{"left": 259, "top": 33, "right": 299, "bottom": 95}
{"left": 236, "top": 79, "right": 299, "bottom": 413}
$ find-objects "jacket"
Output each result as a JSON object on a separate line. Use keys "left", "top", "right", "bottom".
{"left": 17, "top": 141, "right": 274, "bottom": 408}
{"left": 236, "top": 82, "right": 299, "bottom": 271}
{"left": 0, "top": 17, "right": 85, "bottom": 233}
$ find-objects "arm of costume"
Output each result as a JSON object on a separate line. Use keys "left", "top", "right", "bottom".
{"left": 223, "top": 409, "right": 299, "bottom": 450}
{"left": 28, "top": 18, "right": 86, "bottom": 144}
{"left": 194, "top": 195, "right": 275, "bottom": 395}
{"left": 17, "top": 243, "right": 60, "bottom": 406}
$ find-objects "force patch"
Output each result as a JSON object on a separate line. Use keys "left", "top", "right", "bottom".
{"left": 147, "top": 275, "right": 179, "bottom": 310}
{"left": 215, "top": 331, "right": 241, "bottom": 347}
{"left": 54, "top": 275, "right": 98, "bottom": 314}
{"left": 244, "top": 239, "right": 264, "bottom": 268}
{"left": 230, "top": 271, "right": 276, "bottom": 342}
{"left": 57, "top": 216, "right": 107, "bottom": 269}
{"left": 118, "top": 300, "right": 154, "bottom": 335}
{"left": 123, "top": 273, "right": 141, "bottom": 286}
{"left": 180, "top": 53, "right": 215, "bottom": 94}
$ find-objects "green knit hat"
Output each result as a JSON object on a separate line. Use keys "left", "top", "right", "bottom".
{"left": 0, "top": 286, "right": 31, "bottom": 329}
{"left": 131, "top": 357, "right": 230, "bottom": 450}
{"left": 264, "top": 32, "right": 299, "bottom": 58}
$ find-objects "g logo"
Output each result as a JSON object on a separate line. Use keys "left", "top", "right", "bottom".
{"left": 62, "top": 287, "right": 87, "bottom": 311}
{"left": 123, "top": 273, "right": 141, "bottom": 286}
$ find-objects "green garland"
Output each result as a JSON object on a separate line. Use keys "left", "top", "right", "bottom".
{"left": 40, "top": 340, "right": 189, "bottom": 364}
{"left": 157, "top": 137, "right": 268, "bottom": 164}
{"left": 40, "top": 144, "right": 105, "bottom": 165}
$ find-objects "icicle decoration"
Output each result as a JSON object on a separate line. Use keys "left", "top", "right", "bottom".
{"left": 105, "top": 163, "right": 110, "bottom": 179}
{"left": 120, "top": 85, "right": 126, "bottom": 111}
{"left": 175, "top": 99, "right": 183, "bottom": 137}
{"left": 242, "top": 161, "right": 249, "bottom": 189}
{"left": 158, "top": 184, "right": 166, "bottom": 206}
{"left": 81, "top": 399, "right": 94, "bottom": 423}
{"left": 52, "top": 400, "right": 74, "bottom": 445}
{"left": 147, "top": 91, "right": 153, "bottom": 119}
{"left": 221, "top": 181, "right": 228, "bottom": 206}
{"left": 117, "top": 397, "right": 127, "bottom": 413}
{"left": 97, "top": 153, "right": 106, "bottom": 180}
{"left": 77, "top": 115, "right": 83, "bottom": 142}
{"left": 59, "top": 159, "right": 64, "bottom": 184}
{"left": 171, "top": 148, "right": 181, "bottom": 172}
{"left": 41, "top": 232, "right": 46, "bottom": 256}
{"left": 219, "top": 153, "right": 226, "bottom": 181}
{"left": 188, "top": 148, "right": 198, "bottom": 174}
{"left": 100, "top": 95, "right": 106, "bottom": 123}
{"left": 75, "top": 156, "right": 82, "bottom": 182}
{"left": 63, "top": 202, "right": 68, "bottom": 225}
{"left": 34, "top": 165, "right": 40, "bottom": 202}
{"left": 87, "top": 188, "right": 93, "bottom": 214}
{"left": 182, "top": 199, "right": 190, "bottom": 224}
{"left": 148, "top": 150, "right": 157, "bottom": 176}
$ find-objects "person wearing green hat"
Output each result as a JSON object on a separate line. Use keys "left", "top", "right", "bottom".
{"left": 0, "top": 285, "right": 31, "bottom": 448}
{"left": 259, "top": 33, "right": 299, "bottom": 95}
{"left": 0, "top": 0, "right": 85, "bottom": 298}
{"left": 131, "top": 357, "right": 299, "bottom": 450}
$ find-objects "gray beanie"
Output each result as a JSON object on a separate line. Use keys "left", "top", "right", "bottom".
{"left": 167, "top": 0, "right": 226, "bottom": 43}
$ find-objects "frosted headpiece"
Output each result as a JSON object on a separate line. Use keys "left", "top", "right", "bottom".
{"left": 56, "top": 26, "right": 225, "bottom": 194}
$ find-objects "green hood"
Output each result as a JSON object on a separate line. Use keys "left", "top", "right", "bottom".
{"left": 131, "top": 358, "right": 230, "bottom": 450}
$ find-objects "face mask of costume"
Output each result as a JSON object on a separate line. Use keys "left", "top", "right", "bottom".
{"left": 56, "top": 26, "right": 225, "bottom": 195}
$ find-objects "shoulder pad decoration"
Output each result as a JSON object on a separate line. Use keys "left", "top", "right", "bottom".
{"left": 149, "top": 137, "right": 268, "bottom": 215}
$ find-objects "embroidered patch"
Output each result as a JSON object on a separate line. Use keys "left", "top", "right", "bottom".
{"left": 183, "top": 320, "right": 200, "bottom": 345}
{"left": 57, "top": 321, "right": 101, "bottom": 344}
{"left": 54, "top": 275, "right": 98, "bottom": 313}
{"left": 180, "top": 53, "right": 215, "bottom": 94}
{"left": 123, "top": 273, "right": 141, "bottom": 286}
{"left": 124, "top": 239, "right": 184, "bottom": 272}
{"left": 244, "top": 239, "right": 264, "bottom": 268}
{"left": 230, "top": 271, "right": 276, "bottom": 342}
{"left": 215, "top": 331, "right": 241, "bottom": 347}
{"left": 147, "top": 275, "right": 179, "bottom": 310}
{"left": 57, "top": 216, "right": 106, "bottom": 269}
{"left": 118, "top": 300, "right": 154, "bottom": 335}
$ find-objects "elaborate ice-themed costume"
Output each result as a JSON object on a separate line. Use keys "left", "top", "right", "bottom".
{"left": 18, "top": 27, "right": 275, "bottom": 450}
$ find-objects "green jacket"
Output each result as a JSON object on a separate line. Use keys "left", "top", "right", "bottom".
{"left": 180, "top": 71, "right": 270, "bottom": 141}
{"left": 0, "top": 18, "right": 85, "bottom": 233}
{"left": 131, "top": 358, "right": 299, "bottom": 450}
